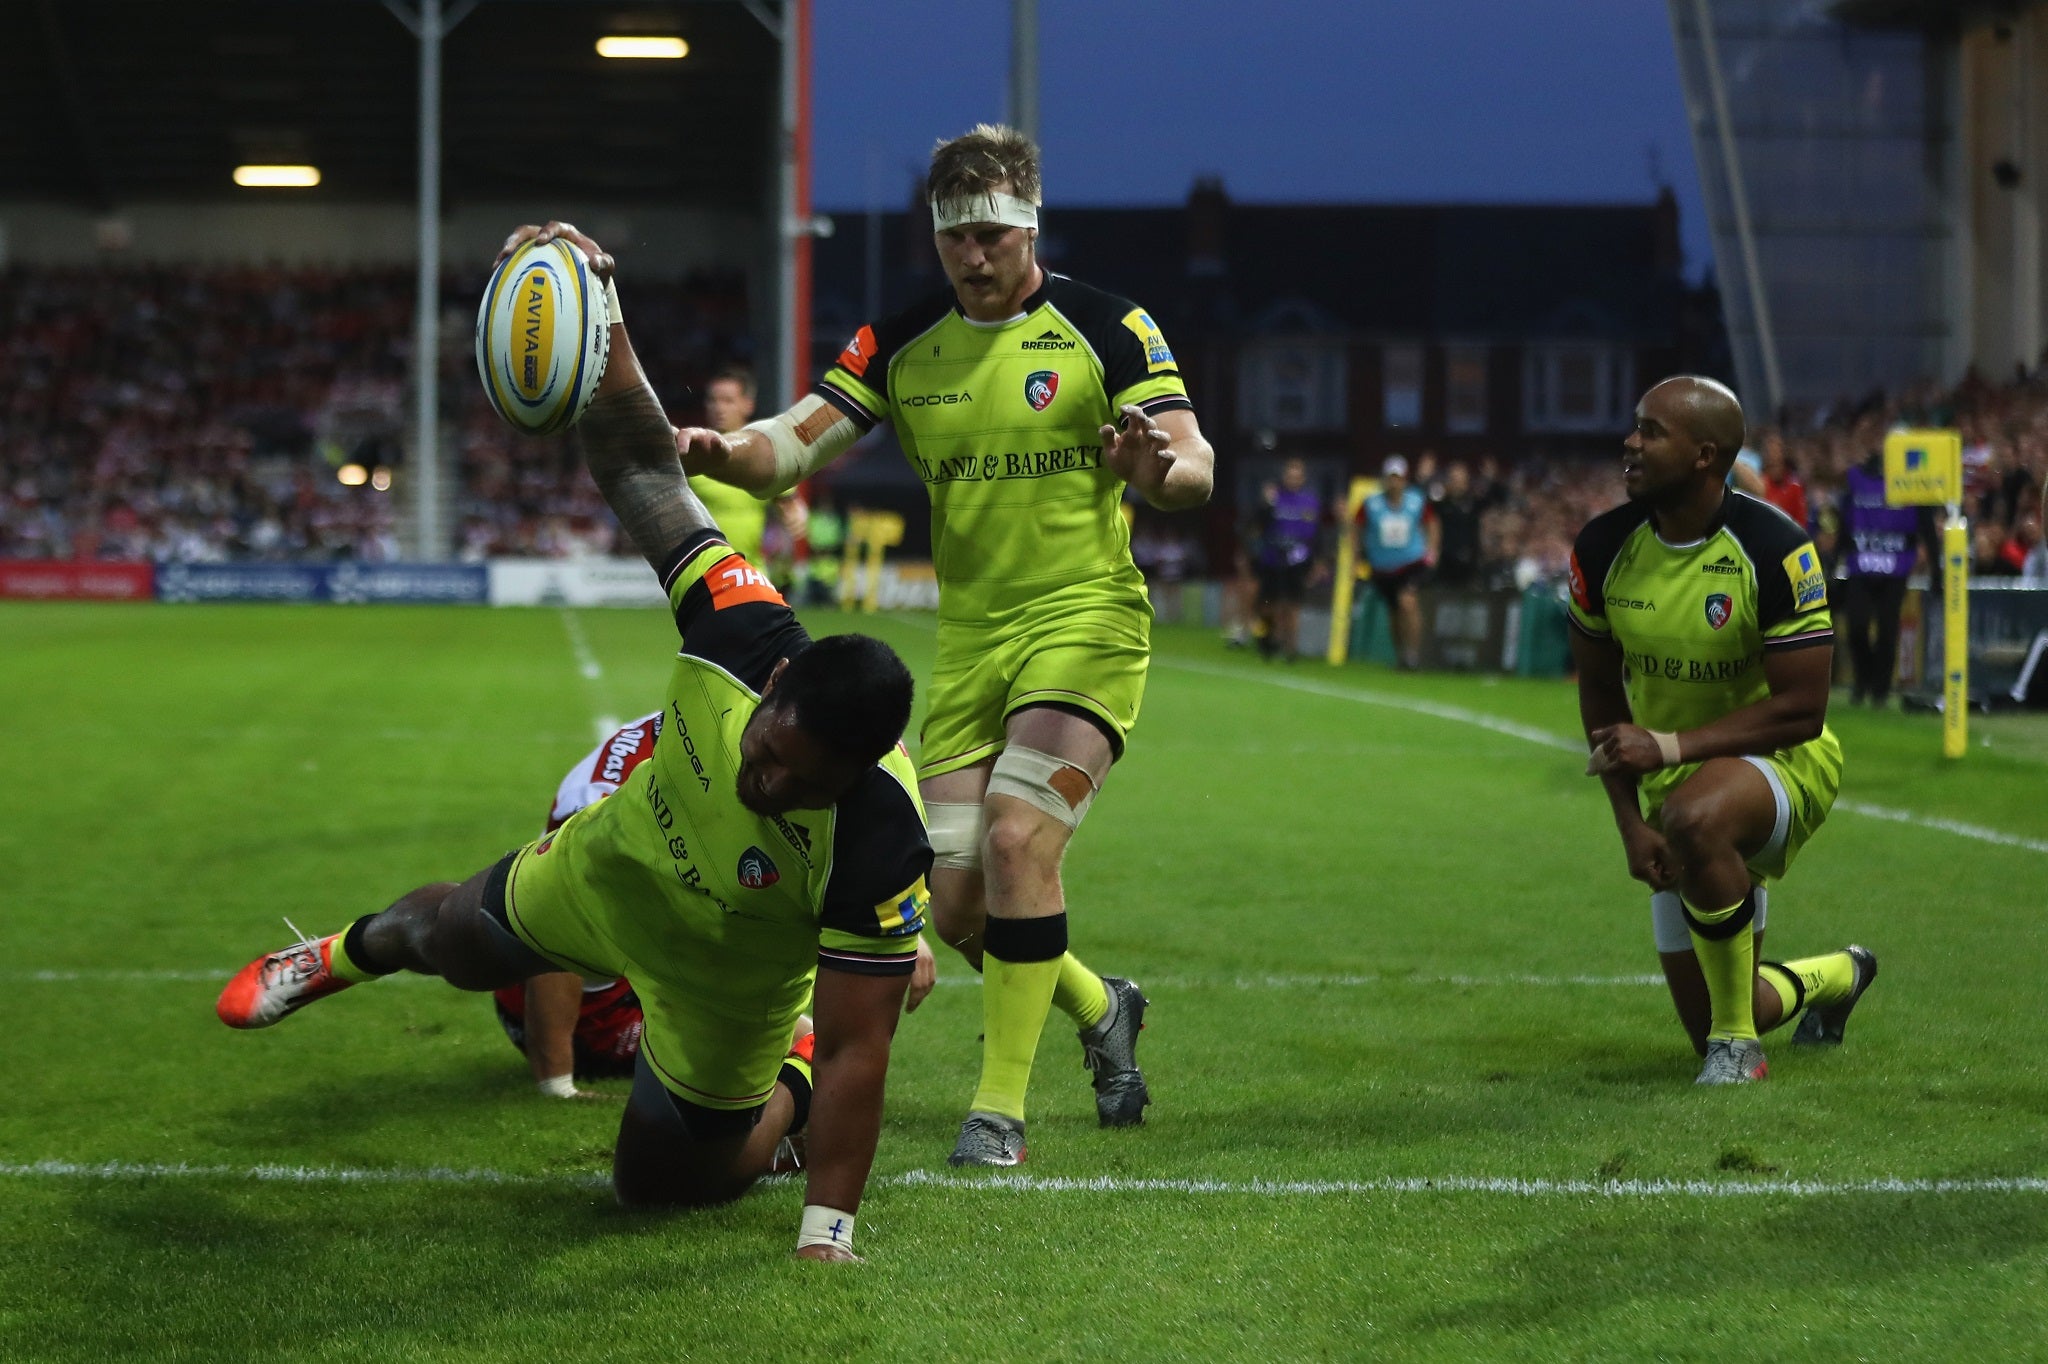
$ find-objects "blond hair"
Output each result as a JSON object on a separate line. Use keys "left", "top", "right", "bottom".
{"left": 928, "top": 124, "right": 1043, "bottom": 207}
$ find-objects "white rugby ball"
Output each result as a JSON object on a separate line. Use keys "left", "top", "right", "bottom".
{"left": 475, "top": 237, "right": 612, "bottom": 435}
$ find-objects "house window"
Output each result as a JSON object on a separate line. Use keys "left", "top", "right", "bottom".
{"left": 1445, "top": 348, "right": 1488, "bottom": 435}
{"left": 1238, "top": 341, "right": 1348, "bottom": 432}
{"left": 1523, "top": 345, "right": 1634, "bottom": 433}
{"left": 1382, "top": 344, "right": 1422, "bottom": 429}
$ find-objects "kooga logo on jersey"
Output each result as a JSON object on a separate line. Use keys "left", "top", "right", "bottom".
{"left": 902, "top": 391, "right": 973, "bottom": 407}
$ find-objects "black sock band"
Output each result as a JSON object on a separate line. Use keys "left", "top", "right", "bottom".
{"left": 1759, "top": 960, "right": 1806, "bottom": 1016}
{"left": 340, "top": 916, "right": 400, "bottom": 977}
{"left": 777, "top": 1060, "right": 814, "bottom": 1134}
{"left": 983, "top": 913, "right": 1068, "bottom": 964}
{"left": 1680, "top": 889, "right": 1757, "bottom": 942}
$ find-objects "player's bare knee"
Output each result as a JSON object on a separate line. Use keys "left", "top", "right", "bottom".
{"left": 1658, "top": 796, "right": 1726, "bottom": 861}
{"left": 983, "top": 745, "right": 1096, "bottom": 874}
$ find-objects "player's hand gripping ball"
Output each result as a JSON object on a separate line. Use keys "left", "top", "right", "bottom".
{"left": 475, "top": 236, "right": 611, "bottom": 434}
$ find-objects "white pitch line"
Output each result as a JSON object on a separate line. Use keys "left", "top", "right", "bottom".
{"left": 558, "top": 608, "right": 604, "bottom": 681}
{"left": 1159, "top": 654, "right": 2048, "bottom": 856}
{"left": 5, "top": 1160, "right": 2043, "bottom": 1200}
{"left": 0, "top": 968, "right": 1661, "bottom": 989}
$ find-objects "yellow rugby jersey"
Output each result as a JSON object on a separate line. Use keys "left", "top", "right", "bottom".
{"left": 551, "top": 528, "right": 931, "bottom": 985}
{"left": 687, "top": 475, "right": 772, "bottom": 566}
{"left": 1567, "top": 491, "right": 1834, "bottom": 734}
{"left": 817, "top": 273, "right": 1192, "bottom": 623}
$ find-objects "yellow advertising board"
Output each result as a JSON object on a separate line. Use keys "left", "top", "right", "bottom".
{"left": 1882, "top": 428, "right": 1961, "bottom": 507}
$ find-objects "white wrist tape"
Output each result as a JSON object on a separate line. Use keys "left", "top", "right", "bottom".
{"left": 742, "top": 394, "right": 860, "bottom": 496}
{"left": 536, "top": 1073, "right": 577, "bottom": 1099}
{"left": 603, "top": 276, "right": 622, "bottom": 326}
{"left": 797, "top": 1204, "right": 856, "bottom": 1252}
{"left": 1648, "top": 731, "right": 1683, "bottom": 767}
{"left": 931, "top": 189, "right": 1039, "bottom": 232}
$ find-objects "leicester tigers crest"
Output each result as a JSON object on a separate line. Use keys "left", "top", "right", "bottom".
{"left": 737, "top": 846, "right": 780, "bottom": 889}
{"left": 1705, "top": 593, "right": 1732, "bottom": 631}
{"left": 1025, "top": 370, "right": 1059, "bottom": 412}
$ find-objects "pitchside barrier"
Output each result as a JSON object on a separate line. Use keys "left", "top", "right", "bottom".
{"left": 1908, "top": 581, "right": 2048, "bottom": 711}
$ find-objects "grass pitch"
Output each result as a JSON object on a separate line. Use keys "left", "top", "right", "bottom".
{"left": 3, "top": 601, "right": 2045, "bottom": 1362}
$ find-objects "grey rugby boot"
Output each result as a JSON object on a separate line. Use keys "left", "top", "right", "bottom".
{"left": 1079, "top": 976, "right": 1150, "bottom": 1127}
{"left": 947, "top": 1112, "right": 1027, "bottom": 1168}
{"left": 1695, "top": 1037, "right": 1770, "bottom": 1085}
{"left": 1792, "top": 945, "right": 1879, "bottom": 1046}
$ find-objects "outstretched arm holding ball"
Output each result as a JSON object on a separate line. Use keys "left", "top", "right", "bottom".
{"left": 495, "top": 221, "right": 719, "bottom": 572}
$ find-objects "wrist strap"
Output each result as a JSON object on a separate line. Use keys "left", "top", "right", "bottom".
{"left": 535, "top": 1073, "right": 577, "bottom": 1099}
{"left": 1648, "top": 730, "right": 1683, "bottom": 767}
{"left": 797, "top": 1204, "right": 856, "bottom": 1252}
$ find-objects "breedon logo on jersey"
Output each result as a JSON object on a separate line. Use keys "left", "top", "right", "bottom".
{"left": 736, "top": 846, "right": 780, "bottom": 890}
{"left": 1702, "top": 554, "right": 1742, "bottom": 575}
{"left": 1022, "top": 328, "right": 1076, "bottom": 351}
{"left": 1705, "top": 593, "right": 1732, "bottom": 631}
{"left": 1025, "top": 370, "right": 1060, "bottom": 411}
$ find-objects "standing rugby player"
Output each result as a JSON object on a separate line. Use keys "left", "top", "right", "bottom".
{"left": 674, "top": 124, "right": 1214, "bottom": 1165}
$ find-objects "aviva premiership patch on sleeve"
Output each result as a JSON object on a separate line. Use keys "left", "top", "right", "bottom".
{"left": 1783, "top": 544, "right": 1827, "bottom": 609}
{"left": 1120, "top": 308, "right": 1176, "bottom": 372}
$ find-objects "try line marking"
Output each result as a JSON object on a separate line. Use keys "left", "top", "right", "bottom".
{"left": 4, "top": 1160, "right": 2042, "bottom": 1200}
{"left": 1160, "top": 656, "right": 2048, "bottom": 857}
{"left": 0, "top": 969, "right": 1664, "bottom": 989}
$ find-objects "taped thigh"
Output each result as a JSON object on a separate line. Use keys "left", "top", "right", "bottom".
{"left": 927, "top": 800, "right": 987, "bottom": 871}
{"left": 986, "top": 744, "right": 1097, "bottom": 830}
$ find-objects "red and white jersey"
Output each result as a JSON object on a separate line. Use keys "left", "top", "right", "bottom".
{"left": 544, "top": 710, "right": 663, "bottom": 832}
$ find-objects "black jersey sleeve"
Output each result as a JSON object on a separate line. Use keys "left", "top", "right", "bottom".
{"left": 1567, "top": 502, "right": 1652, "bottom": 638}
{"left": 1727, "top": 495, "right": 1834, "bottom": 649}
{"left": 1047, "top": 276, "right": 1194, "bottom": 418}
{"left": 814, "top": 763, "right": 932, "bottom": 976}
{"left": 814, "top": 291, "right": 954, "bottom": 430}
{"left": 656, "top": 529, "right": 811, "bottom": 691}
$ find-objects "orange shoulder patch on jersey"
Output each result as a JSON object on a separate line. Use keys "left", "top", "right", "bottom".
{"left": 1568, "top": 550, "right": 1592, "bottom": 612}
{"left": 705, "top": 554, "right": 785, "bottom": 610}
{"left": 837, "top": 325, "right": 878, "bottom": 379}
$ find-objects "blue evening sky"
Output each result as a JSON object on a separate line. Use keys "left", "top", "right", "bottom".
{"left": 811, "top": 0, "right": 1711, "bottom": 278}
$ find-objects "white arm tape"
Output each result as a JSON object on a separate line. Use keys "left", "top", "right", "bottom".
{"left": 742, "top": 394, "right": 860, "bottom": 496}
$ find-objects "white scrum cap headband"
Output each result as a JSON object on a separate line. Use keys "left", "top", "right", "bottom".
{"left": 931, "top": 190, "right": 1040, "bottom": 232}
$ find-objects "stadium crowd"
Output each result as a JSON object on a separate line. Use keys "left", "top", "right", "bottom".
{"left": 0, "top": 264, "right": 747, "bottom": 563}
{"left": 5, "top": 264, "right": 2047, "bottom": 585}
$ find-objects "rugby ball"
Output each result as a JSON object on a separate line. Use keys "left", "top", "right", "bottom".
{"left": 475, "top": 237, "right": 612, "bottom": 435}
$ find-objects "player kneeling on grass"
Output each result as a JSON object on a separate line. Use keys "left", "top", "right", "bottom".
{"left": 1570, "top": 376, "right": 1878, "bottom": 1086}
{"left": 218, "top": 224, "right": 933, "bottom": 1261}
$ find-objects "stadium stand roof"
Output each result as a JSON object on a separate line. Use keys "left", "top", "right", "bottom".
{"left": 0, "top": 0, "right": 779, "bottom": 209}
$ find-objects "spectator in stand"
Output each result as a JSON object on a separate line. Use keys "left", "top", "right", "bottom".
{"left": 1986, "top": 512, "right": 2040, "bottom": 577}
{"left": 1251, "top": 457, "right": 1324, "bottom": 662}
{"left": 1430, "top": 457, "right": 1505, "bottom": 589}
{"left": 1834, "top": 448, "right": 1941, "bottom": 706}
{"left": 1359, "top": 455, "right": 1437, "bottom": 670}
{"left": 1759, "top": 431, "right": 1810, "bottom": 530}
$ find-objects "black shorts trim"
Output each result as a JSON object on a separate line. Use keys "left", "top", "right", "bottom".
{"left": 1004, "top": 699, "right": 1125, "bottom": 761}
{"left": 629, "top": 1051, "right": 766, "bottom": 1142}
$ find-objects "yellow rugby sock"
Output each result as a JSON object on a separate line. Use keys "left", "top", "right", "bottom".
{"left": 1781, "top": 950, "right": 1859, "bottom": 1009}
{"left": 1683, "top": 890, "right": 1759, "bottom": 1042}
{"left": 1052, "top": 952, "right": 1110, "bottom": 1031}
{"left": 970, "top": 916, "right": 1067, "bottom": 1122}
